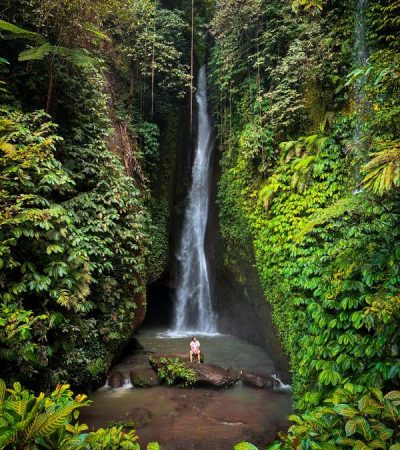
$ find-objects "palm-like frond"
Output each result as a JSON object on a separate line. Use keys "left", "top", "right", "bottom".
{"left": 0, "top": 19, "right": 95, "bottom": 68}
{"left": 362, "top": 140, "right": 400, "bottom": 195}
{"left": 298, "top": 195, "right": 362, "bottom": 237}
{"left": 18, "top": 43, "right": 53, "bottom": 62}
{"left": 24, "top": 403, "right": 84, "bottom": 441}
{"left": 0, "top": 20, "right": 42, "bottom": 42}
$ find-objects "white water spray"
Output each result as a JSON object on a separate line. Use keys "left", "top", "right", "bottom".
{"left": 173, "top": 66, "right": 217, "bottom": 333}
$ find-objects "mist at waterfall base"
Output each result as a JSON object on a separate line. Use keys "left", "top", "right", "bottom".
{"left": 172, "top": 66, "right": 218, "bottom": 336}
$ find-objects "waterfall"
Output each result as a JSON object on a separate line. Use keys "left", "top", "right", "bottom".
{"left": 354, "top": 0, "right": 369, "bottom": 69}
{"left": 352, "top": 0, "right": 369, "bottom": 147}
{"left": 353, "top": 0, "right": 369, "bottom": 105}
{"left": 173, "top": 66, "right": 217, "bottom": 334}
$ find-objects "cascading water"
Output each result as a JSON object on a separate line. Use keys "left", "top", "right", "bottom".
{"left": 351, "top": 0, "right": 369, "bottom": 152}
{"left": 173, "top": 66, "right": 217, "bottom": 334}
{"left": 354, "top": 0, "right": 369, "bottom": 69}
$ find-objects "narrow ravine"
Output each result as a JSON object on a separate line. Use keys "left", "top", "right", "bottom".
{"left": 80, "top": 65, "right": 292, "bottom": 449}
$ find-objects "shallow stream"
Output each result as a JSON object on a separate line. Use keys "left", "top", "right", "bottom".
{"left": 81, "top": 328, "right": 292, "bottom": 450}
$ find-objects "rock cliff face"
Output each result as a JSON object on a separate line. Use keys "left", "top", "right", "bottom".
{"left": 207, "top": 143, "right": 290, "bottom": 380}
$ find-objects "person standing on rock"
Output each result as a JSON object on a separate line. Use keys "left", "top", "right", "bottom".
{"left": 189, "top": 336, "right": 201, "bottom": 363}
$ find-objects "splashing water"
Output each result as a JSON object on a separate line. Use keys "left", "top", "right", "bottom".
{"left": 173, "top": 66, "right": 217, "bottom": 333}
{"left": 272, "top": 374, "right": 292, "bottom": 392}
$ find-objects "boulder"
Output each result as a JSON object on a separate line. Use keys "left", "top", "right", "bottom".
{"left": 130, "top": 367, "right": 160, "bottom": 388}
{"left": 239, "top": 370, "right": 278, "bottom": 389}
{"left": 108, "top": 370, "right": 124, "bottom": 388}
{"left": 148, "top": 354, "right": 237, "bottom": 388}
{"left": 124, "top": 408, "right": 152, "bottom": 428}
{"left": 189, "top": 363, "right": 238, "bottom": 388}
{"left": 226, "top": 367, "right": 241, "bottom": 382}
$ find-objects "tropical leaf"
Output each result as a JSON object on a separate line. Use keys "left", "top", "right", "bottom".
{"left": 4, "top": 399, "right": 28, "bottom": 417}
{"left": 265, "top": 443, "right": 282, "bottom": 450}
{"left": 383, "top": 400, "right": 399, "bottom": 423}
{"left": 333, "top": 403, "right": 358, "bottom": 418}
{"left": 384, "top": 391, "right": 400, "bottom": 402}
{"left": 353, "top": 441, "right": 371, "bottom": 450}
{"left": 0, "top": 379, "right": 5, "bottom": 406}
{"left": 234, "top": 442, "right": 259, "bottom": 450}
{"left": 369, "top": 439, "right": 388, "bottom": 449}
{"left": 362, "top": 140, "right": 400, "bottom": 195}
{"left": 336, "top": 436, "right": 357, "bottom": 446}
{"left": 147, "top": 443, "right": 162, "bottom": 450}
{"left": 0, "top": 19, "right": 41, "bottom": 41}
{"left": 355, "top": 416, "right": 372, "bottom": 440}
{"left": 345, "top": 419, "right": 357, "bottom": 436}
{"left": 24, "top": 402, "right": 83, "bottom": 441}
{"left": 54, "top": 47, "right": 95, "bottom": 68}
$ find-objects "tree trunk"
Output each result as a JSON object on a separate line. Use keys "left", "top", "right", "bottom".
{"left": 126, "top": 63, "right": 136, "bottom": 119}
{"left": 45, "top": 61, "right": 53, "bottom": 113}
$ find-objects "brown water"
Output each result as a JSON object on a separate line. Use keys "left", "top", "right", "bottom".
{"left": 81, "top": 328, "right": 292, "bottom": 450}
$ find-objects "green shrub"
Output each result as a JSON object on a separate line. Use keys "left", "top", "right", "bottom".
{"left": 150, "top": 357, "right": 196, "bottom": 387}
{"left": 267, "top": 385, "right": 400, "bottom": 449}
{"left": 0, "top": 378, "right": 163, "bottom": 450}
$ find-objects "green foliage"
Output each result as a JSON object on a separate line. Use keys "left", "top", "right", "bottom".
{"left": 269, "top": 385, "right": 400, "bottom": 449}
{"left": 0, "top": 106, "right": 92, "bottom": 380}
{"left": 0, "top": 0, "right": 198, "bottom": 390}
{"left": 291, "top": 0, "right": 324, "bottom": 14}
{"left": 0, "top": 378, "right": 161, "bottom": 450}
{"left": 0, "top": 19, "right": 95, "bottom": 68}
{"left": 0, "top": 67, "right": 149, "bottom": 387}
{"left": 234, "top": 442, "right": 259, "bottom": 450}
{"left": 150, "top": 357, "right": 196, "bottom": 387}
{"left": 211, "top": 0, "right": 400, "bottom": 448}
{"left": 0, "top": 304, "right": 48, "bottom": 378}
{"left": 362, "top": 139, "right": 400, "bottom": 194}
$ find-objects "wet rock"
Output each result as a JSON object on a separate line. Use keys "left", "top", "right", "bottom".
{"left": 108, "top": 371, "right": 124, "bottom": 388}
{"left": 239, "top": 370, "right": 277, "bottom": 389}
{"left": 189, "top": 363, "right": 238, "bottom": 388}
{"left": 126, "top": 408, "right": 152, "bottom": 428}
{"left": 226, "top": 368, "right": 241, "bottom": 382}
{"left": 130, "top": 367, "right": 160, "bottom": 388}
{"left": 149, "top": 354, "right": 236, "bottom": 388}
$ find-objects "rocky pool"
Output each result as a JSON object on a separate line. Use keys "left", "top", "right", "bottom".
{"left": 80, "top": 328, "right": 292, "bottom": 450}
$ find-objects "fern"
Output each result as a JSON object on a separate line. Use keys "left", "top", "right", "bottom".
{"left": 0, "top": 19, "right": 95, "bottom": 68}
{"left": 362, "top": 140, "right": 400, "bottom": 195}
{"left": 298, "top": 195, "right": 362, "bottom": 237}
{"left": 18, "top": 43, "right": 52, "bottom": 62}
{"left": 55, "top": 47, "right": 95, "bottom": 68}
{"left": 0, "top": 20, "right": 41, "bottom": 41}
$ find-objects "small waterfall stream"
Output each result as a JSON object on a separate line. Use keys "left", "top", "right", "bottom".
{"left": 173, "top": 66, "right": 217, "bottom": 333}
{"left": 352, "top": 0, "right": 369, "bottom": 147}
{"left": 354, "top": 0, "right": 369, "bottom": 68}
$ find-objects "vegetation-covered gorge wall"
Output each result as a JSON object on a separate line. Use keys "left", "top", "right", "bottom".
{"left": 210, "top": 0, "right": 400, "bottom": 446}
{"left": 0, "top": 0, "right": 193, "bottom": 390}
